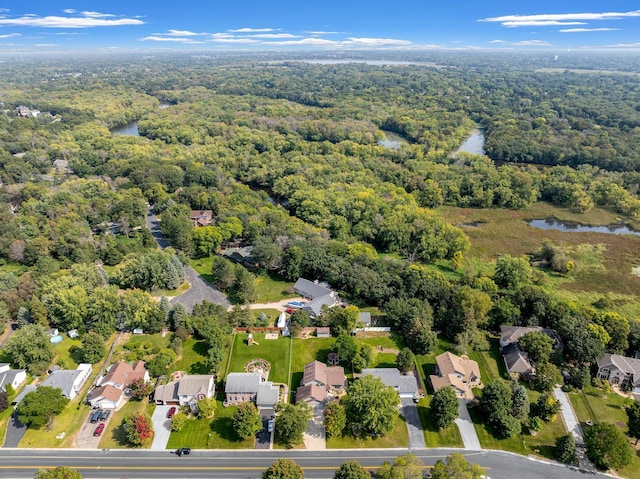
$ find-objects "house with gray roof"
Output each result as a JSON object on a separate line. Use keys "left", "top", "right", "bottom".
{"left": 224, "top": 372, "right": 279, "bottom": 409}
{"left": 0, "top": 363, "right": 26, "bottom": 393}
{"left": 293, "top": 278, "right": 332, "bottom": 299}
{"left": 597, "top": 353, "right": 640, "bottom": 399}
{"left": 358, "top": 312, "right": 372, "bottom": 327}
{"left": 361, "top": 368, "right": 418, "bottom": 399}
{"left": 154, "top": 374, "right": 215, "bottom": 407}
{"left": 499, "top": 325, "right": 556, "bottom": 379}
{"left": 40, "top": 363, "right": 92, "bottom": 400}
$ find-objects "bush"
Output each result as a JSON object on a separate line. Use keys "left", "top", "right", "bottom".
{"left": 555, "top": 434, "right": 576, "bottom": 465}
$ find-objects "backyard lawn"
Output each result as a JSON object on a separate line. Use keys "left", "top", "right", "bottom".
{"left": 172, "top": 337, "right": 209, "bottom": 375}
{"left": 112, "top": 333, "right": 171, "bottom": 364}
{"left": 326, "top": 415, "right": 408, "bottom": 449}
{"left": 167, "top": 396, "right": 255, "bottom": 449}
{"left": 226, "top": 333, "right": 291, "bottom": 384}
{"left": 99, "top": 398, "right": 155, "bottom": 449}
{"left": 253, "top": 273, "right": 296, "bottom": 303}
{"left": 290, "top": 338, "right": 335, "bottom": 400}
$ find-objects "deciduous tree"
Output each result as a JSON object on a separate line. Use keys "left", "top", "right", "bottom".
{"left": 17, "top": 387, "right": 68, "bottom": 429}
{"left": 275, "top": 402, "right": 312, "bottom": 448}
{"left": 233, "top": 402, "right": 263, "bottom": 439}
{"left": 396, "top": 348, "right": 415, "bottom": 373}
{"left": 262, "top": 458, "right": 303, "bottom": 479}
{"left": 584, "top": 422, "right": 633, "bottom": 470}
{"left": 4, "top": 324, "right": 53, "bottom": 374}
{"left": 555, "top": 434, "right": 576, "bottom": 465}
{"left": 324, "top": 401, "right": 346, "bottom": 438}
{"left": 431, "top": 453, "right": 486, "bottom": 479}
{"left": 333, "top": 460, "right": 369, "bottom": 479}
{"left": 35, "top": 467, "right": 83, "bottom": 479}
{"left": 81, "top": 332, "right": 106, "bottom": 364}
{"left": 124, "top": 413, "right": 154, "bottom": 446}
{"left": 430, "top": 386, "right": 459, "bottom": 430}
{"left": 343, "top": 374, "right": 399, "bottom": 437}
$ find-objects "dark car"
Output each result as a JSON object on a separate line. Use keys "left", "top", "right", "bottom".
{"left": 176, "top": 447, "right": 191, "bottom": 456}
{"left": 90, "top": 410, "right": 102, "bottom": 423}
{"left": 93, "top": 423, "right": 105, "bottom": 437}
{"left": 167, "top": 406, "right": 177, "bottom": 418}
{"left": 99, "top": 409, "right": 111, "bottom": 421}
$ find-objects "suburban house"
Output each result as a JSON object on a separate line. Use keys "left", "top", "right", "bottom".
{"left": 430, "top": 352, "right": 480, "bottom": 399}
{"left": 361, "top": 368, "right": 419, "bottom": 400}
{"left": 293, "top": 278, "right": 340, "bottom": 319}
{"left": 224, "top": 372, "right": 279, "bottom": 409}
{"left": 296, "top": 361, "right": 346, "bottom": 407}
{"left": 0, "top": 364, "right": 27, "bottom": 392}
{"left": 154, "top": 374, "right": 215, "bottom": 408}
{"left": 40, "top": 363, "right": 92, "bottom": 400}
{"left": 597, "top": 353, "right": 640, "bottom": 399}
{"left": 190, "top": 210, "right": 213, "bottom": 227}
{"left": 221, "top": 245, "right": 258, "bottom": 269}
{"left": 88, "top": 361, "right": 149, "bottom": 409}
{"left": 499, "top": 325, "right": 555, "bottom": 379}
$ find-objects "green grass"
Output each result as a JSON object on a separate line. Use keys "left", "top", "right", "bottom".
{"left": 167, "top": 395, "right": 254, "bottom": 449}
{"left": 189, "top": 256, "right": 216, "bottom": 286}
{"left": 153, "top": 280, "right": 190, "bottom": 297}
{"left": 0, "top": 262, "right": 27, "bottom": 274}
{"left": 251, "top": 308, "right": 282, "bottom": 326}
{"left": 326, "top": 414, "right": 409, "bottom": 449}
{"left": 254, "top": 272, "right": 296, "bottom": 303}
{"left": 51, "top": 336, "right": 84, "bottom": 370}
{"left": 99, "top": 398, "right": 155, "bottom": 448}
{"left": 227, "top": 333, "right": 291, "bottom": 384}
{"left": 172, "top": 337, "right": 209, "bottom": 375}
{"left": 112, "top": 333, "right": 172, "bottom": 363}
{"left": 418, "top": 396, "right": 463, "bottom": 447}
{"left": 358, "top": 332, "right": 406, "bottom": 350}
{"left": 290, "top": 337, "right": 336, "bottom": 400}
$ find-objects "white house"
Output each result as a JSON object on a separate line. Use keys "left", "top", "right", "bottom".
{"left": 0, "top": 364, "right": 27, "bottom": 392}
{"left": 40, "top": 364, "right": 92, "bottom": 400}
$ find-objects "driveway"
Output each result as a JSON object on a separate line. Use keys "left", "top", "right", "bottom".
{"left": 145, "top": 206, "right": 230, "bottom": 312}
{"left": 554, "top": 387, "right": 584, "bottom": 445}
{"left": 455, "top": 399, "right": 481, "bottom": 450}
{"left": 401, "top": 398, "right": 426, "bottom": 449}
{"left": 302, "top": 404, "right": 326, "bottom": 450}
{"left": 75, "top": 410, "right": 111, "bottom": 449}
{"left": 256, "top": 408, "right": 274, "bottom": 450}
{"left": 150, "top": 405, "right": 173, "bottom": 451}
{"left": 3, "top": 413, "right": 27, "bottom": 448}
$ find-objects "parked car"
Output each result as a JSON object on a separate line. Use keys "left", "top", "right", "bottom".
{"left": 267, "top": 419, "right": 275, "bottom": 433}
{"left": 90, "top": 410, "right": 102, "bottom": 423}
{"left": 285, "top": 308, "right": 294, "bottom": 314}
{"left": 176, "top": 447, "right": 191, "bottom": 456}
{"left": 99, "top": 410, "right": 111, "bottom": 421}
{"left": 93, "top": 423, "right": 105, "bottom": 436}
{"left": 167, "top": 406, "right": 177, "bottom": 418}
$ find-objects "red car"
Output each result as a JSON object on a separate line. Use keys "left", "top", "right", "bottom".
{"left": 93, "top": 423, "right": 105, "bottom": 437}
{"left": 167, "top": 407, "right": 177, "bottom": 418}
{"left": 285, "top": 308, "right": 294, "bottom": 314}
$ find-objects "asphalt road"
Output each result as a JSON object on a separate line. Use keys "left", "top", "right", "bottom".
{"left": 0, "top": 448, "right": 608, "bottom": 479}
{"left": 145, "top": 206, "right": 230, "bottom": 312}
{"left": 400, "top": 398, "right": 426, "bottom": 449}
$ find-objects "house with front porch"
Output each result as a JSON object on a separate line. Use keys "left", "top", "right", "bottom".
{"left": 597, "top": 353, "right": 640, "bottom": 399}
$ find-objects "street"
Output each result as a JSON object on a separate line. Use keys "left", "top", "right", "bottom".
{"left": 0, "top": 448, "right": 608, "bottom": 479}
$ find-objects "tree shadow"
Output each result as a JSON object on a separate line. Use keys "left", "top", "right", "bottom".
{"left": 209, "top": 416, "right": 242, "bottom": 443}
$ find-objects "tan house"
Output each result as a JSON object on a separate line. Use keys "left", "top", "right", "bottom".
{"left": 430, "top": 352, "right": 480, "bottom": 399}
{"left": 154, "top": 374, "right": 215, "bottom": 408}
{"left": 88, "top": 361, "right": 149, "bottom": 410}
{"left": 190, "top": 210, "right": 213, "bottom": 227}
{"left": 296, "top": 361, "right": 346, "bottom": 407}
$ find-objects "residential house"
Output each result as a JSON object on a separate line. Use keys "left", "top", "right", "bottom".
{"left": 596, "top": 353, "right": 640, "bottom": 399}
{"left": 296, "top": 361, "right": 346, "bottom": 407}
{"left": 40, "top": 364, "right": 92, "bottom": 400}
{"left": 154, "top": 374, "right": 215, "bottom": 408}
{"left": 358, "top": 312, "right": 372, "bottom": 328}
{"left": 429, "top": 352, "right": 480, "bottom": 399}
{"left": 362, "top": 368, "right": 419, "bottom": 400}
{"left": 499, "top": 325, "right": 544, "bottom": 348}
{"left": 11, "top": 385, "right": 36, "bottom": 408}
{"left": 499, "top": 325, "right": 555, "bottom": 379}
{"left": 0, "top": 363, "right": 27, "bottom": 392}
{"left": 293, "top": 278, "right": 340, "bottom": 319}
{"left": 190, "top": 210, "right": 213, "bottom": 227}
{"left": 221, "top": 246, "right": 258, "bottom": 269}
{"left": 224, "top": 372, "right": 279, "bottom": 409}
{"left": 88, "top": 361, "right": 148, "bottom": 409}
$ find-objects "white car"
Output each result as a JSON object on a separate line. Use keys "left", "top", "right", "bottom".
{"left": 267, "top": 419, "right": 275, "bottom": 433}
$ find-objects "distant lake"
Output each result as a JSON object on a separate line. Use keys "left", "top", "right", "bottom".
{"left": 454, "top": 129, "right": 485, "bottom": 156}
{"left": 112, "top": 121, "right": 139, "bottom": 137}
{"left": 528, "top": 218, "right": 640, "bottom": 236}
{"left": 378, "top": 130, "right": 408, "bottom": 149}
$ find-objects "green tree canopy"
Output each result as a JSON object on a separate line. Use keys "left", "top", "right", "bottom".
{"left": 431, "top": 453, "right": 486, "bottom": 479}
{"left": 396, "top": 348, "right": 415, "bottom": 373}
{"left": 324, "top": 401, "right": 346, "bottom": 438}
{"left": 377, "top": 453, "right": 423, "bottom": 479}
{"left": 343, "top": 374, "right": 399, "bottom": 437}
{"left": 430, "top": 386, "right": 459, "bottom": 430}
{"left": 17, "top": 386, "right": 69, "bottom": 429}
{"left": 517, "top": 331, "right": 554, "bottom": 363}
{"left": 334, "top": 460, "right": 369, "bottom": 479}
{"left": 555, "top": 433, "right": 577, "bottom": 465}
{"left": 584, "top": 422, "right": 633, "bottom": 470}
{"left": 124, "top": 413, "right": 154, "bottom": 446}
{"left": 4, "top": 324, "right": 53, "bottom": 374}
{"left": 233, "top": 402, "right": 263, "bottom": 439}
{"left": 262, "top": 458, "right": 304, "bottom": 479}
{"left": 275, "top": 402, "right": 312, "bottom": 448}
{"left": 35, "top": 467, "right": 83, "bottom": 479}
{"left": 81, "top": 332, "right": 106, "bottom": 364}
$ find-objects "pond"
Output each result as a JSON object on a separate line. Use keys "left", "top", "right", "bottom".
{"left": 453, "top": 129, "right": 485, "bottom": 156}
{"left": 528, "top": 218, "right": 640, "bottom": 236}
{"left": 378, "top": 130, "right": 408, "bottom": 149}
{"left": 111, "top": 121, "right": 139, "bottom": 137}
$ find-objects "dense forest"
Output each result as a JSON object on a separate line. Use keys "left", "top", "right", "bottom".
{"left": 1, "top": 50, "right": 640, "bottom": 368}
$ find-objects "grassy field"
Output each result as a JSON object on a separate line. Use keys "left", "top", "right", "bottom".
{"left": 326, "top": 415, "right": 408, "bottom": 449}
{"left": 167, "top": 396, "right": 254, "bottom": 449}
{"left": 290, "top": 338, "right": 336, "bottom": 400}
{"left": 172, "top": 337, "right": 209, "bottom": 375}
{"left": 226, "top": 333, "right": 291, "bottom": 384}
{"left": 250, "top": 308, "right": 282, "bottom": 327}
{"left": 418, "top": 395, "right": 463, "bottom": 447}
{"left": 253, "top": 272, "right": 296, "bottom": 303}
{"left": 440, "top": 202, "right": 640, "bottom": 298}
{"left": 99, "top": 398, "right": 155, "bottom": 448}
{"left": 112, "top": 333, "right": 172, "bottom": 364}
{"left": 189, "top": 256, "right": 216, "bottom": 286}
{"left": 152, "top": 280, "right": 190, "bottom": 298}
{"left": 51, "top": 336, "right": 84, "bottom": 370}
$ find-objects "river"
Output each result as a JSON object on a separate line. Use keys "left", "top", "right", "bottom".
{"left": 111, "top": 102, "right": 170, "bottom": 137}
{"left": 528, "top": 218, "right": 640, "bottom": 236}
{"left": 453, "top": 129, "right": 485, "bottom": 156}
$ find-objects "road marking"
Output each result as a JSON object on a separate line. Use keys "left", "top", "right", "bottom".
{"left": 0, "top": 465, "right": 490, "bottom": 471}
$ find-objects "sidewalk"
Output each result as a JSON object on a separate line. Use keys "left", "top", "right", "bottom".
{"left": 455, "top": 400, "right": 481, "bottom": 450}
{"left": 553, "top": 387, "right": 584, "bottom": 445}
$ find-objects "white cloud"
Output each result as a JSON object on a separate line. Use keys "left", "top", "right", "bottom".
{"left": 35, "top": 44, "right": 58, "bottom": 47}
{"left": 489, "top": 39, "right": 508, "bottom": 43}
{"left": 607, "top": 42, "right": 640, "bottom": 48}
{"left": 306, "top": 31, "right": 340, "bottom": 35}
{"left": 62, "top": 9, "right": 76, "bottom": 14}
{"left": 501, "top": 21, "right": 586, "bottom": 27}
{"left": 345, "top": 37, "right": 411, "bottom": 46}
{"left": 478, "top": 10, "right": 640, "bottom": 28}
{"left": 0, "top": 12, "right": 144, "bottom": 28}
{"left": 141, "top": 36, "right": 204, "bottom": 44}
{"left": 249, "top": 33, "right": 299, "bottom": 39}
{"left": 167, "top": 29, "right": 203, "bottom": 36}
{"left": 512, "top": 40, "right": 554, "bottom": 46}
{"left": 210, "top": 37, "right": 261, "bottom": 44}
{"left": 228, "top": 27, "right": 277, "bottom": 33}
{"left": 81, "top": 11, "right": 115, "bottom": 18}
{"left": 0, "top": 33, "right": 20, "bottom": 38}
{"left": 262, "top": 37, "right": 338, "bottom": 46}
{"left": 559, "top": 27, "right": 620, "bottom": 32}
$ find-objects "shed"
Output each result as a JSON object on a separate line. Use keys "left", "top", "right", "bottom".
{"left": 316, "top": 327, "right": 331, "bottom": 338}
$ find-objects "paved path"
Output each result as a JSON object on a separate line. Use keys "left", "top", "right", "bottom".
{"left": 256, "top": 408, "right": 274, "bottom": 450}
{"left": 0, "top": 321, "right": 16, "bottom": 348}
{"left": 553, "top": 387, "right": 584, "bottom": 445}
{"left": 243, "top": 298, "right": 306, "bottom": 312}
{"left": 401, "top": 398, "right": 426, "bottom": 449}
{"left": 455, "top": 399, "right": 481, "bottom": 450}
{"left": 2, "top": 413, "right": 27, "bottom": 448}
{"left": 302, "top": 404, "right": 326, "bottom": 450}
{"left": 145, "top": 206, "right": 230, "bottom": 312}
{"left": 150, "top": 405, "right": 173, "bottom": 450}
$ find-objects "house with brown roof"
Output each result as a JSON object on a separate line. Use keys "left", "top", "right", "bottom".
{"left": 154, "top": 374, "right": 215, "bottom": 408}
{"left": 499, "top": 325, "right": 556, "bottom": 379}
{"left": 88, "top": 361, "right": 149, "bottom": 409}
{"left": 190, "top": 210, "right": 213, "bottom": 227}
{"left": 430, "top": 352, "right": 480, "bottom": 399}
{"left": 296, "top": 361, "right": 346, "bottom": 407}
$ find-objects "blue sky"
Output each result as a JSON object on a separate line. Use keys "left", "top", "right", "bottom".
{"left": 0, "top": 1, "right": 639, "bottom": 52}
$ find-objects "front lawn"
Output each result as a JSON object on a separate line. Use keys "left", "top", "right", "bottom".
{"left": 99, "top": 398, "right": 155, "bottom": 449}
{"left": 166, "top": 396, "right": 254, "bottom": 449}
{"left": 326, "top": 414, "right": 408, "bottom": 449}
{"left": 226, "top": 333, "right": 291, "bottom": 384}
{"left": 417, "top": 396, "right": 463, "bottom": 447}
